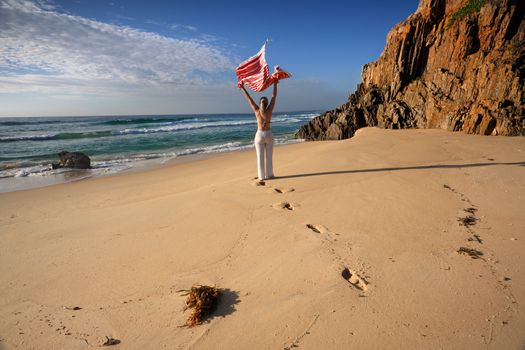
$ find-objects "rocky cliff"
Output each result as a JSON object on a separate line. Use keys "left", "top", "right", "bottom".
{"left": 296, "top": 0, "right": 524, "bottom": 140}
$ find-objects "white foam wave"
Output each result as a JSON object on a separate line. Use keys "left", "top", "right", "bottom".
{"left": 274, "top": 137, "right": 304, "bottom": 145}
{"left": 297, "top": 113, "right": 319, "bottom": 119}
{"left": 0, "top": 137, "right": 305, "bottom": 182}
{"left": 176, "top": 141, "right": 251, "bottom": 156}
{"left": 0, "top": 164, "right": 57, "bottom": 179}
{"left": 91, "top": 152, "right": 178, "bottom": 169}
{"left": 120, "top": 120, "right": 256, "bottom": 135}
{"left": 0, "top": 134, "right": 56, "bottom": 142}
{"left": 272, "top": 117, "right": 301, "bottom": 123}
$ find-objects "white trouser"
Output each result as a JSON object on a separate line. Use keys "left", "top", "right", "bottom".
{"left": 254, "top": 130, "right": 274, "bottom": 180}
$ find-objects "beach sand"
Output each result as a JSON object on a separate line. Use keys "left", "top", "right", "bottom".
{"left": 1, "top": 127, "right": 524, "bottom": 349}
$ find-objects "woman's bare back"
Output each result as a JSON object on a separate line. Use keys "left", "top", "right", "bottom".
{"left": 240, "top": 81, "right": 278, "bottom": 131}
{"left": 256, "top": 110, "right": 272, "bottom": 131}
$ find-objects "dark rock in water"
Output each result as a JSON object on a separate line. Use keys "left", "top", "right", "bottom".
{"left": 296, "top": 0, "right": 525, "bottom": 140}
{"left": 52, "top": 151, "right": 91, "bottom": 169}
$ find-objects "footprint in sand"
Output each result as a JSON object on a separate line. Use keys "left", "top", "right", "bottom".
{"left": 273, "top": 202, "right": 295, "bottom": 211}
{"left": 305, "top": 224, "right": 366, "bottom": 291}
{"left": 306, "top": 224, "right": 328, "bottom": 234}
{"left": 341, "top": 267, "right": 368, "bottom": 291}
{"left": 467, "top": 233, "right": 483, "bottom": 243}
{"left": 273, "top": 187, "right": 295, "bottom": 194}
{"left": 305, "top": 224, "right": 339, "bottom": 243}
{"left": 457, "top": 246, "right": 484, "bottom": 260}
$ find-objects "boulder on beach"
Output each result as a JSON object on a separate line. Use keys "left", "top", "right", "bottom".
{"left": 52, "top": 151, "right": 91, "bottom": 169}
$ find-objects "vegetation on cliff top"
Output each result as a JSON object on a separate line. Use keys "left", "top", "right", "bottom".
{"left": 447, "top": 0, "right": 488, "bottom": 29}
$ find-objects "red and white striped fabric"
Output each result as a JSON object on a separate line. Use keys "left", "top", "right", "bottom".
{"left": 236, "top": 42, "right": 291, "bottom": 92}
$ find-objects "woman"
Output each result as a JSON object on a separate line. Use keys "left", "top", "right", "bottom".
{"left": 240, "top": 81, "right": 278, "bottom": 182}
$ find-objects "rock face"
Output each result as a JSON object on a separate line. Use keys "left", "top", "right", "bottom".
{"left": 296, "top": 0, "right": 524, "bottom": 140}
{"left": 52, "top": 151, "right": 91, "bottom": 169}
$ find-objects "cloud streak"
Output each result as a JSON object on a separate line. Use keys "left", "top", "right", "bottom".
{"left": 0, "top": 0, "right": 234, "bottom": 93}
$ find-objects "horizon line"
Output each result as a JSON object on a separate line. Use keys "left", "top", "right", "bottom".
{"left": 0, "top": 109, "right": 323, "bottom": 119}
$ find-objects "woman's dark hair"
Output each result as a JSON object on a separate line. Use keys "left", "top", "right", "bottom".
{"left": 259, "top": 97, "right": 268, "bottom": 112}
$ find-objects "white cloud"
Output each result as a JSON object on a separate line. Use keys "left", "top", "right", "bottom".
{"left": 0, "top": 0, "right": 234, "bottom": 93}
{"left": 0, "top": 0, "right": 344, "bottom": 117}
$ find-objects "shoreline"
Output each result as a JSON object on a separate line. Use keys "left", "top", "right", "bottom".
{"left": 0, "top": 111, "right": 315, "bottom": 194}
{"left": 1, "top": 127, "right": 524, "bottom": 349}
{"left": 0, "top": 141, "right": 300, "bottom": 194}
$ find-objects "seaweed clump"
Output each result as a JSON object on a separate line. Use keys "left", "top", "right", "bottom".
{"left": 179, "top": 285, "right": 221, "bottom": 327}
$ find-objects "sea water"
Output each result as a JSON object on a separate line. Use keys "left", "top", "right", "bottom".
{"left": 0, "top": 112, "right": 318, "bottom": 192}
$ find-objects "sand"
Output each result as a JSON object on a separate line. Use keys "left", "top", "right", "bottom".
{"left": 1, "top": 127, "right": 524, "bottom": 349}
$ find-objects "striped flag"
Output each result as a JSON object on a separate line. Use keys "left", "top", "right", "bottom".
{"left": 236, "top": 42, "right": 291, "bottom": 92}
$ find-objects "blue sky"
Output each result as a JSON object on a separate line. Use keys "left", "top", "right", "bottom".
{"left": 0, "top": 0, "right": 418, "bottom": 117}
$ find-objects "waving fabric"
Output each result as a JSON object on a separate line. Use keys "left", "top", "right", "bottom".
{"left": 236, "top": 42, "right": 291, "bottom": 92}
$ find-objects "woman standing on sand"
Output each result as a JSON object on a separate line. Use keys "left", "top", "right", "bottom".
{"left": 240, "top": 81, "right": 278, "bottom": 182}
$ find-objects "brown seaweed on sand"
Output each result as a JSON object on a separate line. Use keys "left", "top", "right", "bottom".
{"left": 179, "top": 285, "right": 221, "bottom": 327}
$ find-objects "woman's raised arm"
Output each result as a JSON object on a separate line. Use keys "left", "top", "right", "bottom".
{"left": 240, "top": 84, "right": 258, "bottom": 112}
{"left": 268, "top": 81, "right": 278, "bottom": 112}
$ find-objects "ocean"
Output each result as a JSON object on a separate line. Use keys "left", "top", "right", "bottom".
{"left": 0, "top": 111, "right": 318, "bottom": 192}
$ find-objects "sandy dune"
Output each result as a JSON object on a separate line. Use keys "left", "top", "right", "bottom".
{"left": 1, "top": 127, "right": 524, "bottom": 349}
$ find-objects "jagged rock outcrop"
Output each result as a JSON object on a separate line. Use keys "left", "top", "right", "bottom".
{"left": 52, "top": 151, "right": 91, "bottom": 169}
{"left": 296, "top": 0, "right": 524, "bottom": 140}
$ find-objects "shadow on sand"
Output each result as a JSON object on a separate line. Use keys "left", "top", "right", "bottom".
{"left": 212, "top": 288, "right": 240, "bottom": 319}
{"left": 274, "top": 161, "right": 525, "bottom": 180}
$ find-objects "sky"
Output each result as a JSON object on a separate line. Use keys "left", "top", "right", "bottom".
{"left": 0, "top": 0, "right": 418, "bottom": 117}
